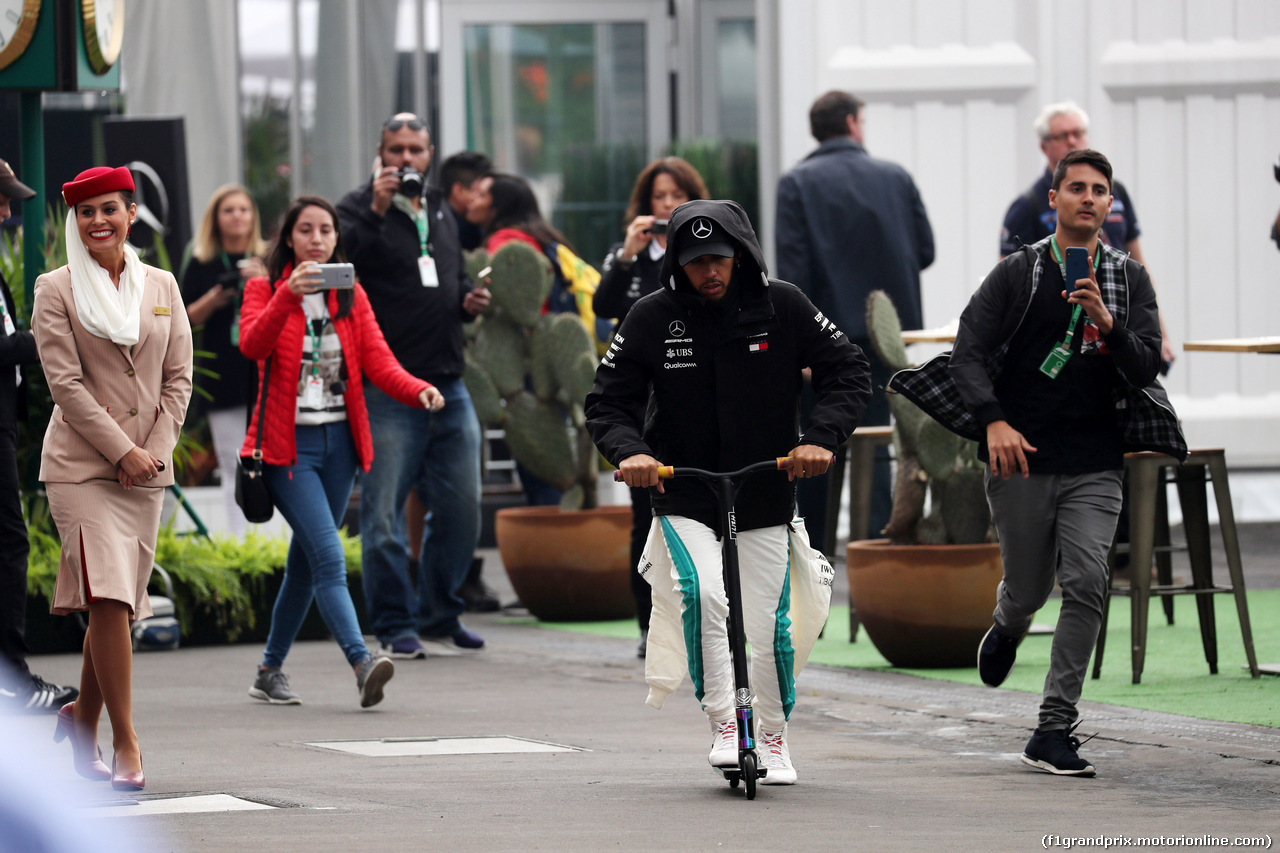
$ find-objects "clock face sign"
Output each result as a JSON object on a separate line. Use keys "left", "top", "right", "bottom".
{"left": 0, "top": 0, "right": 41, "bottom": 71}
{"left": 83, "top": 0, "right": 124, "bottom": 74}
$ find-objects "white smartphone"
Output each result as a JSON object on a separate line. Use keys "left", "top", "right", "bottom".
{"left": 314, "top": 263, "right": 355, "bottom": 289}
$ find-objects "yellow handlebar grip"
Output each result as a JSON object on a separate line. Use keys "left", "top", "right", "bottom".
{"left": 657, "top": 466, "right": 675, "bottom": 479}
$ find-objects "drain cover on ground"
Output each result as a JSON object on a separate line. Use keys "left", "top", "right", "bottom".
{"left": 306, "top": 736, "right": 584, "bottom": 757}
{"left": 92, "top": 794, "right": 277, "bottom": 817}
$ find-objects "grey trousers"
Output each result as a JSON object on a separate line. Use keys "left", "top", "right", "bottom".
{"left": 985, "top": 469, "right": 1123, "bottom": 731}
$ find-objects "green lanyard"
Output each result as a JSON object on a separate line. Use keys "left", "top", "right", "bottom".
{"left": 1049, "top": 236, "right": 1100, "bottom": 350}
{"left": 305, "top": 299, "right": 327, "bottom": 378}
{"left": 414, "top": 207, "right": 430, "bottom": 257}
{"left": 221, "top": 250, "right": 244, "bottom": 347}
{"left": 309, "top": 320, "right": 324, "bottom": 377}
{"left": 392, "top": 194, "right": 431, "bottom": 257}
{"left": 1039, "top": 238, "right": 1101, "bottom": 379}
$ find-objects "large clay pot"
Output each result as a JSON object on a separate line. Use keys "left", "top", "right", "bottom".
{"left": 496, "top": 505, "right": 635, "bottom": 622}
{"left": 846, "top": 539, "right": 1002, "bottom": 668}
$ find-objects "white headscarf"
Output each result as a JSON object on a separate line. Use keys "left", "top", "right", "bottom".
{"left": 64, "top": 208, "right": 145, "bottom": 345}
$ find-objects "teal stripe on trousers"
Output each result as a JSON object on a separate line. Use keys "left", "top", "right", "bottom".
{"left": 774, "top": 540, "right": 796, "bottom": 720}
{"left": 660, "top": 517, "right": 706, "bottom": 702}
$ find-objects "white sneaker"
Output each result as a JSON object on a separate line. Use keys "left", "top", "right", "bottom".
{"left": 758, "top": 729, "right": 796, "bottom": 785}
{"left": 708, "top": 718, "right": 738, "bottom": 768}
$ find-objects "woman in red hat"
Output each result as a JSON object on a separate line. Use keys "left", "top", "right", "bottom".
{"left": 32, "top": 166, "right": 194, "bottom": 791}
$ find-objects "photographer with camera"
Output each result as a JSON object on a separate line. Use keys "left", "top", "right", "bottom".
{"left": 180, "top": 184, "right": 268, "bottom": 535}
{"left": 337, "top": 114, "right": 491, "bottom": 661}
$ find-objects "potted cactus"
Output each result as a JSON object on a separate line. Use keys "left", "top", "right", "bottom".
{"left": 844, "top": 290, "right": 1002, "bottom": 667}
{"left": 463, "top": 242, "right": 633, "bottom": 621}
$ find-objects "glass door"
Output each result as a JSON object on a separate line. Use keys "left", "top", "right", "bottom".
{"left": 440, "top": 1, "right": 670, "bottom": 266}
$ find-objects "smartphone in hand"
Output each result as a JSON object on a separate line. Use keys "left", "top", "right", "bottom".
{"left": 314, "top": 263, "right": 356, "bottom": 289}
{"left": 1064, "top": 246, "right": 1089, "bottom": 293}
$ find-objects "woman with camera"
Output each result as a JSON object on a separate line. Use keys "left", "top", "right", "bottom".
{"left": 180, "top": 184, "right": 268, "bottom": 534}
{"left": 594, "top": 157, "right": 707, "bottom": 322}
{"left": 591, "top": 157, "right": 707, "bottom": 658}
{"left": 238, "top": 196, "right": 443, "bottom": 708}
{"left": 35, "top": 166, "right": 193, "bottom": 791}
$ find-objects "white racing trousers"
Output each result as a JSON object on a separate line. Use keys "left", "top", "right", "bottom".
{"left": 640, "top": 515, "right": 834, "bottom": 732}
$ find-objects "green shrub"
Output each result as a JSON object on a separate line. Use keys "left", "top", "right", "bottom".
{"left": 26, "top": 514, "right": 364, "bottom": 647}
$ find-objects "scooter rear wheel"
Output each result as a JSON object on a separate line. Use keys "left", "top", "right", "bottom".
{"left": 742, "top": 752, "right": 757, "bottom": 800}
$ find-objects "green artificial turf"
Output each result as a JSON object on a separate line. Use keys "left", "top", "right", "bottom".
{"left": 539, "top": 589, "right": 1280, "bottom": 728}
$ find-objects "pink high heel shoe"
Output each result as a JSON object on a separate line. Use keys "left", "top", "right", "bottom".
{"left": 53, "top": 703, "right": 111, "bottom": 781}
{"left": 110, "top": 753, "right": 145, "bottom": 792}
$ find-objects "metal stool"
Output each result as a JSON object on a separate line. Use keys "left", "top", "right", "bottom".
{"left": 1093, "top": 449, "right": 1260, "bottom": 684}
{"left": 823, "top": 425, "right": 894, "bottom": 641}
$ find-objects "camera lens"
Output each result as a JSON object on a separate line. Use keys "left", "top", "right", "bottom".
{"left": 398, "top": 167, "right": 424, "bottom": 197}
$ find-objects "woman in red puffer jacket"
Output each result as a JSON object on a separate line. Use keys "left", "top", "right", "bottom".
{"left": 238, "top": 195, "right": 442, "bottom": 710}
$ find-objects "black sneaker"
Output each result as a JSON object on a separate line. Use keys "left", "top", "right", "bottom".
{"left": 636, "top": 629, "right": 648, "bottom": 659}
{"left": 977, "top": 624, "right": 1019, "bottom": 687}
{"left": 459, "top": 581, "right": 501, "bottom": 613}
{"left": 1020, "top": 724, "right": 1097, "bottom": 777}
{"left": 0, "top": 673, "right": 78, "bottom": 713}
{"left": 460, "top": 557, "right": 501, "bottom": 613}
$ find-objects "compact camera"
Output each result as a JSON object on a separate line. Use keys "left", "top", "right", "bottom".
{"left": 648, "top": 219, "right": 668, "bottom": 236}
{"left": 397, "top": 166, "right": 425, "bottom": 197}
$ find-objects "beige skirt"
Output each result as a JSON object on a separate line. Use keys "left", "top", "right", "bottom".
{"left": 46, "top": 479, "right": 165, "bottom": 621}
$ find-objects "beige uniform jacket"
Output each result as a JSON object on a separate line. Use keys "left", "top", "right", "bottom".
{"left": 32, "top": 264, "right": 193, "bottom": 486}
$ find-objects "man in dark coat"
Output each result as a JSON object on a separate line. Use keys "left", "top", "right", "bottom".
{"left": 775, "top": 91, "right": 935, "bottom": 547}
{"left": 0, "top": 157, "right": 78, "bottom": 712}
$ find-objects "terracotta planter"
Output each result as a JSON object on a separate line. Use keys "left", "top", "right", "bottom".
{"left": 846, "top": 539, "right": 1002, "bottom": 668}
{"left": 496, "top": 505, "right": 635, "bottom": 622}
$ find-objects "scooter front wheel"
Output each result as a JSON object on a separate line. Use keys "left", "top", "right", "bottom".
{"left": 742, "top": 752, "right": 757, "bottom": 800}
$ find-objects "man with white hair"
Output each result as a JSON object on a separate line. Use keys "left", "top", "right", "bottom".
{"left": 1000, "top": 102, "right": 1173, "bottom": 366}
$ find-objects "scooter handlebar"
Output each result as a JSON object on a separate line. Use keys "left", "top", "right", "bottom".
{"left": 613, "top": 456, "right": 816, "bottom": 482}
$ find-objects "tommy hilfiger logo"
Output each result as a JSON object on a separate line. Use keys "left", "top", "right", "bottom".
{"left": 748, "top": 341, "right": 768, "bottom": 353}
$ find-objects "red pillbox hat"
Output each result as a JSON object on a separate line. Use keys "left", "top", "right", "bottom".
{"left": 62, "top": 166, "right": 134, "bottom": 207}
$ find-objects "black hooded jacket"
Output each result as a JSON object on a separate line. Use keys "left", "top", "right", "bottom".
{"left": 585, "top": 199, "right": 872, "bottom": 534}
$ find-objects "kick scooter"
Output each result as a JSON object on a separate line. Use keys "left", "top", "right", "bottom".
{"left": 618, "top": 456, "right": 811, "bottom": 800}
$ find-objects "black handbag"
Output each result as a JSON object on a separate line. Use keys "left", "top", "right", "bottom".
{"left": 235, "top": 357, "right": 274, "bottom": 524}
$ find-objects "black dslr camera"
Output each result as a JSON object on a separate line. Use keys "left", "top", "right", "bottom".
{"left": 397, "top": 166, "right": 424, "bottom": 197}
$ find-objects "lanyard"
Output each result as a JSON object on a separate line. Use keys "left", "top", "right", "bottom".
{"left": 1048, "top": 236, "right": 1101, "bottom": 281}
{"left": 414, "top": 207, "right": 430, "bottom": 257}
{"left": 221, "top": 250, "right": 244, "bottom": 347}
{"left": 392, "top": 194, "right": 431, "bottom": 257}
{"left": 1048, "top": 236, "right": 1101, "bottom": 350}
{"left": 304, "top": 299, "right": 327, "bottom": 377}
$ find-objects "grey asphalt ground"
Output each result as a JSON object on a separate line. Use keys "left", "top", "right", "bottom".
{"left": 10, "top": 524, "right": 1280, "bottom": 852}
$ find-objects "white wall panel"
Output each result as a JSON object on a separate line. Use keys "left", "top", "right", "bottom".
{"left": 1184, "top": 96, "right": 1239, "bottom": 397}
{"left": 916, "top": 0, "right": 963, "bottom": 49}
{"left": 763, "top": 0, "right": 1280, "bottom": 469}
{"left": 864, "top": 0, "right": 910, "bottom": 46}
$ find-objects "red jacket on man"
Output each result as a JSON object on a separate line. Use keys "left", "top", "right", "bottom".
{"left": 238, "top": 266, "right": 432, "bottom": 471}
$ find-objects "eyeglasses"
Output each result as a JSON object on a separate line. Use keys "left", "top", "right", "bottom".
{"left": 383, "top": 117, "right": 426, "bottom": 132}
{"left": 1044, "top": 128, "right": 1087, "bottom": 144}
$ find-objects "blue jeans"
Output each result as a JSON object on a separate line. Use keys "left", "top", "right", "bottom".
{"left": 261, "top": 423, "right": 369, "bottom": 668}
{"left": 360, "top": 379, "right": 482, "bottom": 642}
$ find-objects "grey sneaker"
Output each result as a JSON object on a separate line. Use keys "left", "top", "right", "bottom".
{"left": 355, "top": 655, "right": 394, "bottom": 708}
{"left": 248, "top": 667, "right": 301, "bottom": 705}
